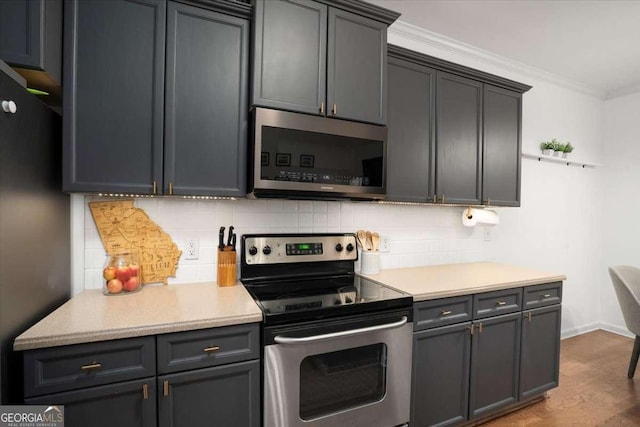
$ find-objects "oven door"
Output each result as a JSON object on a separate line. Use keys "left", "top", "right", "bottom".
{"left": 264, "top": 311, "right": 412, "bottom": 427}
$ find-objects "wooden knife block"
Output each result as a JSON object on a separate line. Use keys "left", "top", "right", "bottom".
{"left": 217, "top": 250, "right": 237, "bottom": 287}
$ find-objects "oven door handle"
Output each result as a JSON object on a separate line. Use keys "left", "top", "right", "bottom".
{"left": 274, "top": 316, "right": 408, "bottom": 345}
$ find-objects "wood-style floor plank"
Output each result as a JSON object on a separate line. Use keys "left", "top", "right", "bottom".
{"left": 484, "top": 330, "right": 640, "bottom": 426}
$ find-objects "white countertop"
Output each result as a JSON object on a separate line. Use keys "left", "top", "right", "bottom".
{"left": 14, "top": 282, "right": 262, "bottom": 351}
{"left": 359, "top": 262, "right": 566, "bottom": 301}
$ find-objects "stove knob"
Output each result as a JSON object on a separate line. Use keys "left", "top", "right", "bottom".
{"left": 248, "top": 246, "right": 258, "bottom": 256}
{"left": 346, "top": 243, "right": 354, "bottom": 252}
{"left": 335, "top": 243, "right": 344, "bottom": 252}
{"left": 262, "top": 245, "right": 272, "bottom": 255}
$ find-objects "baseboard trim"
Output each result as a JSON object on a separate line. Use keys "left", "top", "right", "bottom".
{"left": 599, "top": 322, "right": 635, "bottom": 338}
{"left": 561, "top": 323, "right": 600, "bottom": 340}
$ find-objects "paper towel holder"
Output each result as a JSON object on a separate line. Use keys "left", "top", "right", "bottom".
{"left": 466, "top": 207, "right": 473, "bottom": 220}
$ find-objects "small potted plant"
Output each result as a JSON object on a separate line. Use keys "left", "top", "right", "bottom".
{"left": 551, "top": 139, "right": 565, "bottom": 157}
{"left": 562, "top": 142, "right": 574, "bottom": 159}
{"left": 539, "top": 141, "right": 554, "bottom": 156}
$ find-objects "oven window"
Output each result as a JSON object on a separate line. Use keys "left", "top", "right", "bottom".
{"left": 260, "top": 126, "right": 384, "bottom": 187}
{"left": 299, "top": 343, "right": 387, "bottom": 420}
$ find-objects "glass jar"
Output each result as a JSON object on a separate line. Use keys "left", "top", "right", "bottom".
{"left": 102, "top": 252, "right": 142, "bottom": 295}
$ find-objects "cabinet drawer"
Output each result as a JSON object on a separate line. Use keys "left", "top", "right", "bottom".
{"left": 157, "top": 323, "right": 259, "bottom": 374}
{"left": 414, "top": 295, "right": 473, "bottom": 331}
{"left": 473, "top": 288, "right": 522, "bottom": 319}
{"left": 523, "top": 282, "right": 562, "bottom": 309}
{"left": 24, "top": 336, "right": 155, "bottom": 398}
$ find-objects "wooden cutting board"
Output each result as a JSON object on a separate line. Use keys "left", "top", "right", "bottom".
{"left": 89, "top": 199, "right": 182, "bottom": 285}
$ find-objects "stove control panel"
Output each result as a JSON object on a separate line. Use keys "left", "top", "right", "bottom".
{"left": 242, "top": 234, "right": 357, "bottom": 265}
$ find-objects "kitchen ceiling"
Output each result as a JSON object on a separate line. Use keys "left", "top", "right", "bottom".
{"left": 366, "top": 0, "right": 640, "bottom": 98}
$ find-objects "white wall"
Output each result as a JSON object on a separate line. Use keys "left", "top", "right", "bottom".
{"left": 73, "top": 21, "right": 610, "bottom": 339}
{"left": 601, "top": 91, "right": 640, "bottom": 336}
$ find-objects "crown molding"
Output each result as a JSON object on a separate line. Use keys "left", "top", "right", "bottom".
{"left": 606, "top": 82, "right": 640, "bottom": 100}
{"left": 388, "top": 20, "right": 606, "bottom": 99}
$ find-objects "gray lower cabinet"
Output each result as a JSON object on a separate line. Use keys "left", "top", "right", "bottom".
{"left": 252, "top": 0, "right": 393, "bottom": 125}
{"left": 63, "top": 0, "right": 250, "bottom": 196}
{"left": 519, "top": 305, "right": 562, "bottom": 400}
{"left": 26, "top": 378, "right": 157, "bottom": 427}
{"left": 411, "top": 283, "right": 561, "bottom": 426}
{"left": 23, "top": 324, "right": 260, "bottom": 427}
{"left": 158, "top": 360, "right": 260, "bottom": 427}
{"left": 412, "top": 322, "right": 471, "bottom": 427}
{"left": 469, "top": 312, "right": 521, "bottom": 419}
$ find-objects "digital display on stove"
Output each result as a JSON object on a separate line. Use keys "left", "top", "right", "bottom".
{"left": 286, "top": 242, "right": 323, "bottom": 256}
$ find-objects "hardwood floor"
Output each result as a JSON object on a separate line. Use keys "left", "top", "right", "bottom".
{"left": 484, "top": 330, "right": 640, "bottom": 426}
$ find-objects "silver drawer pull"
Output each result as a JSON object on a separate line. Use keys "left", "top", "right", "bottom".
{"left": 441, "top": 310, "right": 452, "bottom": 316}
{"left": 204, "top": 346, "right": 220, "bottom": 353}
{"left": 80, "top": 362, "right": 101, "bottom": 371}
{"left": 496, "top": 301, "right": 507, "bottom": 306}
{"left": 542, "top": 294, "right": 551, "bottom": 298}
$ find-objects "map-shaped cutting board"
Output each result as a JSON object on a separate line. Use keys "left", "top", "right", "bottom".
{"left": 89, "top": 200, "right": 182, "bottom": 285}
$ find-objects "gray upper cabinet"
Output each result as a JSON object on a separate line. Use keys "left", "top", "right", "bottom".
{"left": 164, "top": 1, "right": 248, "bottom": 196}
{"left": 64, "top": 0, "right": 250, "bottom": 196}
{"left": 386, "top": 54, "right": 435, "bottom": 202}
{"left": 63, "top": 0, "right": 165, "bottom": 194}
{"left": 0, "top": 0, "right": 62, "bottom": 98}
{"left": 327, "top": 7, "right": 386, "bottom": 124}
{"left": 252, "top": 0, "right": 396, "bottom": 125}
{"left": 384, "top": 45, "right": 530, "bottom": 206}
{"left": 483, "top": 85, "right": 522, "bottom": 206}
{"left": 252, "top": 0, "right": 327, "bottom": 115}
{"left": 436, "top": 71, "right": 483, "bottom": 205}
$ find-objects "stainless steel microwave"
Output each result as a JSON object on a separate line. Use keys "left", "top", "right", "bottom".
{"left": 249, "top": 108, "right": 387, "bottom": 200}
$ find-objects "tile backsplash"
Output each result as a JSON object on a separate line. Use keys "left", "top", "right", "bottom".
{"left": 82, "top": 196, "right": 493, "bottom": 290}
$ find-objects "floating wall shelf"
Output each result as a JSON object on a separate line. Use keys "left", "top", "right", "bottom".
{"left": 522, "top": 152, "right": 600, "bottom": 168}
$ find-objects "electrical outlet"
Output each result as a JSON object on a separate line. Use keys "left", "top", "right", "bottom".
{"left": 380, "top": 235, "right": 391, "bottom": 253}
{"left": 484, "top": 227, "right": 492, "bottom": 242}
{"left": 185, "top": 239, "right": 199, "bottom": 260}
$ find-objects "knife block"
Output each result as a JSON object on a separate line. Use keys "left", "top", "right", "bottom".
{"left": 216, "top": 250, "right": 237, "bottom": 287}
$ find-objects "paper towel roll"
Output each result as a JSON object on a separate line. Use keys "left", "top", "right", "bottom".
{"left": 462, "top": 208, "right": 500, "bottom": 227}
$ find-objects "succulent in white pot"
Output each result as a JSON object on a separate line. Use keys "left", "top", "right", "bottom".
{"left": 562, "top": 142, "right": 574, "bottom": 159}
{"left": 539, "top": 141, "right": 554, "bottom": 156}
{"left": 551, "top": 139, "right": 565, "bottom": 157}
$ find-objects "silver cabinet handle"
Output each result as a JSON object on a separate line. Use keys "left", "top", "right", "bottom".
{"left": 274, "top": 316, "right": 408, "bottom": 345}
{"left": 2, "top": 100, "right": 17, "bottom": 114}
{"left": 441, "top": 310, "right": 452, "bottom": 316}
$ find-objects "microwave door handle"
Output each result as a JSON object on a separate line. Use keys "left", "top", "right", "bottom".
{"left": 273, "top": 316, "right": 408, "bottom": 345}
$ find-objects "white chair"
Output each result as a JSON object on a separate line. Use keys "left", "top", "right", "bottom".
{"left": 608, "top": 265, "right": 640, "bottom": 378}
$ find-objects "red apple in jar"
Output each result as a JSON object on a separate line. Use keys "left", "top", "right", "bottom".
{"left": 129, "top": 264, "right": 140, "bottom": 277}
{"left": 107, "top": 279, "right": 123, "bottom": 294}
{"left": 124, "top": 277, "right": 140, "bottom": 292}
{"left": 116, "top": 266, "right": 131, "bottom": 282}
{"left": 103, "top": 266, "right": 116, "bottom": 281}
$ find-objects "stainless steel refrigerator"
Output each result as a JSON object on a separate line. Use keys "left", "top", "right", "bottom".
{"left": 0, "top": 61, "right": 70, "bottom": 403}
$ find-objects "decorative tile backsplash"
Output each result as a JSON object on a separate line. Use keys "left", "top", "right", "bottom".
{"left": 82, "top": 197, "right": 492, "bottom": 289}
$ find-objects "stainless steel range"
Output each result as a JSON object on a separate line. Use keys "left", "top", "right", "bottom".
{"left": 240, "top": 233, "right": 413, "bottom": 427}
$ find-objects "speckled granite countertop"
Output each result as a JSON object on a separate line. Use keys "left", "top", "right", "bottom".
{"left": 359, "top": 262, "right": 566, "bottom": 302}
{"left": 14, "top": 282, "right": 262, "bottom": 351}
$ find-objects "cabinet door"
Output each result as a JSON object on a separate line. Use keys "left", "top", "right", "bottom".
{"left": 412, "top": 322, "right": 471, "bottom": 427}
{"left": 26, "top": 378, "right": 156, "bottom": 427}
{"left": 63, "top": 0, "right": 165, "bottom": 193}
{"left": 0, "top": 0, "right": 62, "bottom": 84}
{"left": 435, "top": 71, "right": 482, "bottom": 205}
{"left": 469, "top": 312, "right": 521, "bottom": 419}
{"left": 386, "top": 56, "right": 435, "bottom": 202}
{"left": 327, "top": 7, "right": 386, "bottom": 125}
{"left": 252, "top": 0, "right": 326, "bottom": 115}
{"left": 158, "top": 360, "right": 260, "bottom": 427}
{"left": 520, "top": 305, "right": 561, "bottom": 400}
{"left": 482, "top": 85, "right": 522, "bottom": 206}
{"left": 164, "top": 1, "right": 248, "bottom": 196}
